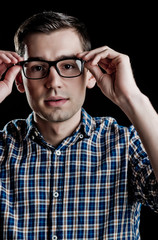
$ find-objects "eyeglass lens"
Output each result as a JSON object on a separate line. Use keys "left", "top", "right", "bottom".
{"left": 23, "top": 59, "right": 83, "bottom": 79}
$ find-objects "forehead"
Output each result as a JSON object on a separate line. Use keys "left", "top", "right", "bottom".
{"left": 23, "top": 29, "right": 83, "bottom": 60}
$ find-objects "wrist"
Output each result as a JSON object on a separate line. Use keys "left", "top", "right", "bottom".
{"left": 118, "top": 91, "right": 149, "bottom": 122}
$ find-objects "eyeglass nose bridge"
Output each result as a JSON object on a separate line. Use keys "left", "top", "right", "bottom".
{"left": 47, "top": 60, "right": 61, "bottom": 77}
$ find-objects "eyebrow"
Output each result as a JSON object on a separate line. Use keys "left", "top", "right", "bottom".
{"left": 27, "top": 54, "right": 78, "bottom": 62}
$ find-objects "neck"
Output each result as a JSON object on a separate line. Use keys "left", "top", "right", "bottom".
{"left": 33, "top": 110, "right": 81, "bottom": 147}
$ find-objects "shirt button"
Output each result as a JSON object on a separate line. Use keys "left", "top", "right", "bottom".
{"left": 79, "top": 134, "right": 84, "bottom": 139}
{"left": 52, "top": 236, "right": 58, "bottom": 240}
{"left": 53, "top": 191, "right": 59, "bottom": 198}
{"left": 55, "top": 150, "right": 61, "bottom": 156}
{"left": 31, "top": 135, "right": 35, "bottom": 140}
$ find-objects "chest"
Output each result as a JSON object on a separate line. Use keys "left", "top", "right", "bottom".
{"left": 1, "top": 138, "right": 128, "bottom": 201}
{"left": 0, "top": 138, "right": 132, "bottom": 240}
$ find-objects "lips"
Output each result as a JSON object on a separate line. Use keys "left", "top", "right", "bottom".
{"left": 44, "top": 96, "right": 68, "bottom": 107}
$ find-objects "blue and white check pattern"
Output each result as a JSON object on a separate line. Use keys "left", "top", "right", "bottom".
{"left": 0, "top": 108, "right": 158, "bottom": 239}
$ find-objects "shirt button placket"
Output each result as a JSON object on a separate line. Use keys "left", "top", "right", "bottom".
{"left": 51, "top": 149, "right": 61, "bottom": 239}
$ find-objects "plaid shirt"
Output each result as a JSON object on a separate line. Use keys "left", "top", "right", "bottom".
{"left": 0, "top": 108, "right": 158, "bottom": 240}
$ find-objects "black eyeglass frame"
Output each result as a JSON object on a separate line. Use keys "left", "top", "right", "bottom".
{"left": 19, "top": 57, "right": 85, "bottom": 79}
{"left": 0, "top": 57, "right": 85, "bottom": 81}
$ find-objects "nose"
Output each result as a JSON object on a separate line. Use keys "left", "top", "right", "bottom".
{"left": 45, "top": 66, "right": 62, "bottom": 89}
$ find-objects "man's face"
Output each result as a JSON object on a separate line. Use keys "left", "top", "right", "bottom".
{"left": 20, "top": 29, "right": 94, "bottom": 123}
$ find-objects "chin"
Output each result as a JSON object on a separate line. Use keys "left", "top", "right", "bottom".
{"left": 35, "top": 109, "right": 73, "bottom": 123}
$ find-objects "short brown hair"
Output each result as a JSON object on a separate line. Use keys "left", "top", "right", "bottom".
{"left": 14, "top": 11, "right": 91, "bottom": 56}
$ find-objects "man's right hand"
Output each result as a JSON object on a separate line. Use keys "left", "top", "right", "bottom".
{"left": 0, "top": 50, "right": 23, "bottom": 103}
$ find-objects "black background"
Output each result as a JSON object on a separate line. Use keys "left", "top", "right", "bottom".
{"left": 0, "top": 1, "right": 158, "bottom": 239}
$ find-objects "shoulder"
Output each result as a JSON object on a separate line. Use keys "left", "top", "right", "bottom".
{"left": 93, "top": 115, "right": 142, "bottom": 147}
{"left": 0, "top": 113, "right": 33, "bottom": 142}
{"left": 81, "top": 108, "right": 136, "bottom": 139}
{"left": 93, "top": 115, "right": 133, "bottom": 135}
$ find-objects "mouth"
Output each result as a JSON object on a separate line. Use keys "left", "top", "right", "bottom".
{"left": 44, "top": 96, "right": 69, "bottom": 107}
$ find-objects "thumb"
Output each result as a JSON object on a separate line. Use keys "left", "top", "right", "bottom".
{"left": 1, "top": 65, "right": 21, "bottom": 98}
{"left": 0, "top": 65, "right": 21, "bottom": 103}
{"left": 85, "top": 61, "right": 113, "bottom": 99}
{"left": 2, "top": 65, "right": 21, "bottom": 85}
{"left": 85, "top": 61, "right": 111, "bottom": 88}
{"left": 85, "top": 62, "right": 104, "bottom": 82}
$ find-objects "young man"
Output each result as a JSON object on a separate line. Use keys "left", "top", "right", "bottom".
{"left": 0, "top": 11, "right": 158, "bottom": 240}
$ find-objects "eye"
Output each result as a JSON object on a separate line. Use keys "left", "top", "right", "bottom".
{"left": 63, "top": 64, "right": 74, "bottom": 70}
{"left": 56, "top": 59, "right": 82, "bottom": 77}
{"left": 59, "top": 62, "right": 78, "bottom": 72}
{"left": 30, "top": 65, "right": 46, "bottom": 72}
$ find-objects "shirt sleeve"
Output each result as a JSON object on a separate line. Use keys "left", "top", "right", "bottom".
{"left": 128, "top": 126, "right": 158, "bottom": 213}
{"left": 0, "top": 130, "right": 6, "bottom": 166}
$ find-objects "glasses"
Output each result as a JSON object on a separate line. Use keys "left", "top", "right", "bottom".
{"left": 18, "top": 57, "right": 85, "bottom": 79}
{"left": 0, "top": 57, "right": 85, "bottom": 81}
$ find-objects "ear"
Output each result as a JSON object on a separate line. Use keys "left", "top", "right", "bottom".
{"left": 86, "top": 70, "right": 96, "bottom": 89}
{"left": 15, "top": 72, "right": 25, "bottom": 93}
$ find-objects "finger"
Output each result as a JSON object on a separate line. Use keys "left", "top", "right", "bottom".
{"left": 99, "top": 60, "right": 115, "bottom": 75}
{"left": 0, "top": 53, "right": 12, "bottom": 64}
{"left": 76, "top": 51, "right": 89, "bottom": 58}
{"left": 0, "top": 63, "right": 8, "bottom": 76}
{"left": 80, "top": 46, "right": 108, "bottom": 61}
{"left": 0, "top": 66, "right": 21, "bottom": 103}
{"left": 5, "top": 53, "right": 22, "bottom": 64}
{"left": 2, "top": 65, "right": 21, "bottom": 83}
{"left": 0, "top": 51, "right": 23, "bottom": 64}
{"left": 85, "top": 61, "right": 104, "bottom": 83}
{"left": 80, "top": 47, "right": 119, "bottom": 68}
{"left": 8, "top": 52, "right": 23, "bottom": 62}
{"left": 89, "top": 50, "right": 119, "bottom": 67}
